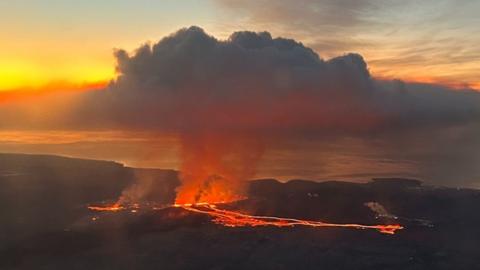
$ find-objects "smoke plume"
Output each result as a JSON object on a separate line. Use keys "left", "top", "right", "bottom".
{"left": 2, "top": 26, "right": 480, "bottom": 190}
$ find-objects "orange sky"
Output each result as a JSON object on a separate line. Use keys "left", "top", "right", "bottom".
{"left": 0, "top": 81, "right": 107, "bottom": 104}
{"left": 0, "top": 1, "right": 479, "bottom": 96}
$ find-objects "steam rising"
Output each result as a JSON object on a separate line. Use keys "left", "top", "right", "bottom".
{"left": 365, "top": 202, "right": 397, "bottom": 220}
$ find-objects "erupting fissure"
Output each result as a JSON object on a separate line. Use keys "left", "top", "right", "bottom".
{"left": 88, "top": 133, "right": 403, "bottom": 235}
{"left": 174, "top": 202, "right": 403, "bottom": 235}
{"left": 88, "top": 201, "right": 403, "bottom": 235}
{"left": 87, "top": 203, "right": 125, "bottom": 212}
{"left": 174, "top": 133, "right": 263, "bottom": 205}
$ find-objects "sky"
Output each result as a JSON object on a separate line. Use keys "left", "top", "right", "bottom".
{"left": 1, "top": 1, "right": 480, "bottom": 188}
{"left": 1, "top": 0, "right": 479, "bottom": 92}
{"left": 0, "top": 0, "right": 215, "bottom": 90}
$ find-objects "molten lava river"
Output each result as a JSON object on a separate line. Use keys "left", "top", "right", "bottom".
{"left": 88, "top": 201, "right": 403, "bottom": 235}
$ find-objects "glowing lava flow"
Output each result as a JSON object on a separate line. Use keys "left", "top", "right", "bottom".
{"left": 87, "top": 203, "right": 125, "bottom": 212}
{"left": 174, "top": 203, "right": 403, "bottom": 235}
{"left": 88, "top": 202, "right": 403, "bottom": 234}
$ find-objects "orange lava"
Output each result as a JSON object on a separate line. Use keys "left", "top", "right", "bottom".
{"left": 175, "top": 203, "right": 403, "bottom": 235}
{"left": 175, "top": 133, "right": 263, "bottom": 205}
{"left": 88, "top": 202, "right": 403, "bottom": 235}
{"left": 87, "top": 203, "right": 125, "bottom": 212}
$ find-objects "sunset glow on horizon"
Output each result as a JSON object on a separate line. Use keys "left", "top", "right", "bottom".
{"left": 1, "top": 0, "right": 479, "bottom": 94}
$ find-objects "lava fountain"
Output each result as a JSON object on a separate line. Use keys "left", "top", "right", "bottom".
{"left": 174, "top": 132, "right": 263, "bottom": 205}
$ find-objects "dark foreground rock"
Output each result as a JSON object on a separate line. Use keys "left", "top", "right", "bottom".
{"left": 1, "top": 153, "right": 480, "bottom": 270}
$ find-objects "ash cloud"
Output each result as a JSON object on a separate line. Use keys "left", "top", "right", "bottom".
{"left": 77, "top": 26, "right": 480, "bottom": 189}
{"left": 81, "top": 26, "right": 479, "bottom": 134}
{"left": 1, "top": 26, "right": 480, "bottom": 188}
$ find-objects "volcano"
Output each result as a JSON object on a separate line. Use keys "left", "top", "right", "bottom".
{"left": 1, "top": 153, "right": 480, "bottom": 269}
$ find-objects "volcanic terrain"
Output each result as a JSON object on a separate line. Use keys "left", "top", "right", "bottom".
{"left": 1, "top": 153, "right": 480, "bottom": 269}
